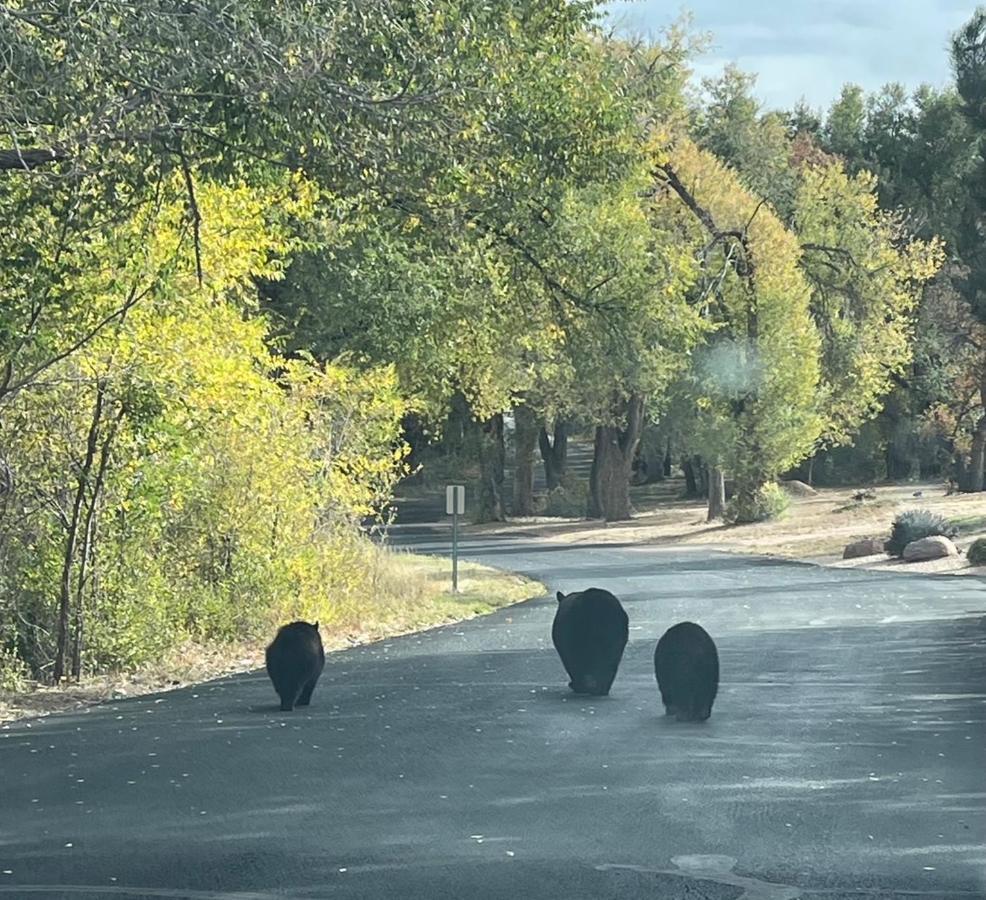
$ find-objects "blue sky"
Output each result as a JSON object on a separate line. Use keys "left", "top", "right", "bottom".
{"left": 602, "top": 2, "right": 975, "bottom": 111}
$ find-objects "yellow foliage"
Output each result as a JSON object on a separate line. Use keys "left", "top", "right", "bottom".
{"left": 662, "top": 138, "right": 823, "bottom": 480}
{"left": 1, "top": 171, "right": 412, "bottom": 673}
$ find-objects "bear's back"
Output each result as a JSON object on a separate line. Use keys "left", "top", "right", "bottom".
{"left": 555, "top": 588, "right": 628, "bottom": 635}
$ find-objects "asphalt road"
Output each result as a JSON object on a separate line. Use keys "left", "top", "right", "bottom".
{"left": 1, "top": 521, "right": 984, "bottom": 899}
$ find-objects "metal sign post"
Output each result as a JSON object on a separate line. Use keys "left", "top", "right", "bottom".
{"left": 445, "top": 485, "right": 465, "bottom": 593}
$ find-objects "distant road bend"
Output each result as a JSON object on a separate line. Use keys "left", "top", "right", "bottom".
{"left": 1, "top": 512, "right": 984, "bottom": 899}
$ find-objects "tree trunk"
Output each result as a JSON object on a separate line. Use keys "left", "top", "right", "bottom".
{"left": 693, "top": 455, "right": 708, "bottom": 497}
{"left": 955, "top": 455, "right": 968, "bottom": 492}
{"left": 71, "top": 500, "right": 97, "bottom": 681}
{"left": 806, "top": 454, "right": 815, "bottom": 487}
{"left": 731, "top": 472, "right": 770, "bottom": 522}
{"left": 663, "top": 436, "right": 673, "bottom": 478}
{"left": 707, "top": 467, "right": 726, "bottom": 521}
{"left": 512, "top": 404, "right": 539, "bottom": 516}
{"left": 682, "top": 457, "right": 698, "bottom": 497}
{"left": 681, "top": 456, "right": 709, "bottom": 499}
{"left": 968, "top": 415, "right": 986, "bottom": 493}
{"left": 969, "top": 368, "right": 986, "bottom": 493}
{"left": 634, "top": 429, "right": 666, "bottom": 484}
{"left": 54, "top": 503, "right": 82, "bottom": 684}
{"left": 475, "top": 413, "right": 506, "bottom": 522}
{"left": 538, "top": 421, "right": 569, "bottom": 491}
{"left": 443, "top": 393, "right": 470, "bottom": 457}
{"left": 54, "top": 385, "right": 105, "bottom": 683}
{"left": 588, "top": 394, "right": 644, "bottom": 521}
{"left": 71, "top": 407, "right": 121, "bottom": 680}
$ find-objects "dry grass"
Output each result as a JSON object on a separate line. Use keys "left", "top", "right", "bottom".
{"left": 323, "top": 549, "right": 542, "bottom": 644}
{"left": 470, "top": 478, "right": 986, "bottom": 574}
{"left": 0, "top": 552, "right": 543, "bottom": 726}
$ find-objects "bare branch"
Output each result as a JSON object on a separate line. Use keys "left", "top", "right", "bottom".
{"left": 654, "top": 161, "right": 756, "bottom": 281}
{"left": 0, "top": 282, "right": 151, "bottom": 407}
{"left": 0, "top": 146, "right": 68, "bottom": 171}
{"left": 177, "top": 146, "right": 204, "bottom": 287}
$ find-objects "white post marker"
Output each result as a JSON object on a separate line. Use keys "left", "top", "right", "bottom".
{"left": 446, "top": 484, "right": 465, "bottom": 592}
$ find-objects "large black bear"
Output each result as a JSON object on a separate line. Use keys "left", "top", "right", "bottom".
{"left": 552, "top": 588, "right": 629, "bottom": 696}
{"left": 265, "top": 621, "right": 325, "bottom": 712}
{"left": 653, "top": 621, "right": 719, "bottom": 722}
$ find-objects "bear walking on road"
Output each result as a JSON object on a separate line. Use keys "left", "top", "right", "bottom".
{"left": 266, "top": 621, "right": 325, "bottom": 712}
{"left": 552, "top": 588, "right": 629, "bottom": 696}
{"left": 654, "top": 621, "right": 719, "bottom": 722}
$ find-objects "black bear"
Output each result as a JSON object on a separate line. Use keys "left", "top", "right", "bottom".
{"left": 552, "top": 588, "right": 629, "bottom": 696}
{"left": 265, "top": 621, "right": 325, "bottom": 712}
{"left": 653, "top": 621, "right": 719, "bottom": 722}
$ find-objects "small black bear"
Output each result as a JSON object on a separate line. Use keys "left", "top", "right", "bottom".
{"left": 653, "top": 621, "right": 719, "bottom": 722}
{"left": 552, "top": 588, "right": 629, "bottom": 696}
{"left": 265, "top": 621, "right": 325, "bottom": 712}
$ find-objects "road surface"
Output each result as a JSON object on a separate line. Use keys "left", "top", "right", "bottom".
{"left": 1, "top": 521, "right": 984, "bottom": 898}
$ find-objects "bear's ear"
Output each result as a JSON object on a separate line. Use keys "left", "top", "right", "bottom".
{"left": 313, "top": 620, "right": 319, "bottom": 630}
{"left": 556, "top": 591, "right": 565, "bottom": 603}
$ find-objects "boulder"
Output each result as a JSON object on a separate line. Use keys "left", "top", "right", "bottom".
{"left": 843, "top": 538, "right": 886, "bottom": 560}
{"left": 781, "top": 479, "right": 818, "bottom": 497}
{"left": 902, "top": 535, "right": 958, "bottom": 562}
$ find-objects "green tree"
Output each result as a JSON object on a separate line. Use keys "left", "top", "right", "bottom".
{"left": 825, "top": 84, "right": 867, "bottom": 166}
{"left": 794, "top": 161, "right": 944, "bottom": 458}
{"left": 262, "top": 29, "right": 699, "bottom": 522}
{"left": 657, "top": 139, "right": 823, "bottom": 520}
{"left": 688, "top": 82, "right": 946, "bottom": 494}
{"left": 1, "top": 174, "right": 415, "bottom": 682}
{"left": 951, "top": 7, "right": 986, "bottom": 489}
{"left": 2, "top": 1, "right": 618, "bottom": 408}
{"left": 696, "top": 65, "right": 795, "bottom": 211}
{"left": 529, "top": 170, "right": 704, "bottom": 521}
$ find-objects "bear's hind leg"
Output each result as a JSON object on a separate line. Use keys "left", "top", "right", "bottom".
{"left": 296, "top": 673, "right": 320, "bottom": 707}
{"left": 660, "top": 690, "right": 675, "bottom": 715}
{"left": 569, "top": 674, "right": 590, "bottom": 694}
{"left": 279, "top": 680, "right": 304, "bottom": 712}
{"left": 594, "top": 660, "right": 623, "bottom": 696}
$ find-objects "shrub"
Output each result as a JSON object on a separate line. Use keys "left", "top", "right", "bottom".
{"left": 542, "top": 475, "right": 589, "bottom": 518}
{"left": 725, "top": 482, "right": 789, "bottom": 524}
{"left": 414, "top": 449, "right": 478, "bottom": 489}
{"left": 0, "top": 646, "right": 30, "bottom": 693}
{"left": 967, "top": 537, "right": 986, "bottom": 566}
{"left": 885, "top": 509, "right": 957, "bottom": 558}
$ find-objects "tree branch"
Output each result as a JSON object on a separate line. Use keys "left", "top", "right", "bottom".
{"left": 0, "top": 147, "right": 68, "bottom": 171}
{"left": 654, "top": 162, "right": 756, "bottom": 281}
{"left": 0, "top": 282, "right": 151, "bottom": 407}
{"left": 177, "top": 147, "right": 204, "bottom": 287}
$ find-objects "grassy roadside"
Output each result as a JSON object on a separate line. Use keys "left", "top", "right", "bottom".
{"left": 0, "top": 553, "right": 544, "bottom": 726}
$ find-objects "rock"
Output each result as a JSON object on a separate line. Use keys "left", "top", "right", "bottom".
{"left": 851, "top": 489, "right": 877, "bottom": 502}
{"left": 902, "top": 535, "right": 958, "bottom": 562}
{"left": 912, "top": 490, "right": 924, "bottom": 498}
{"left": 781, "top": 480, "right": 818, "bottom": 497}
{"left": 843, "top": 538, "right": 886, "bottom": 559}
